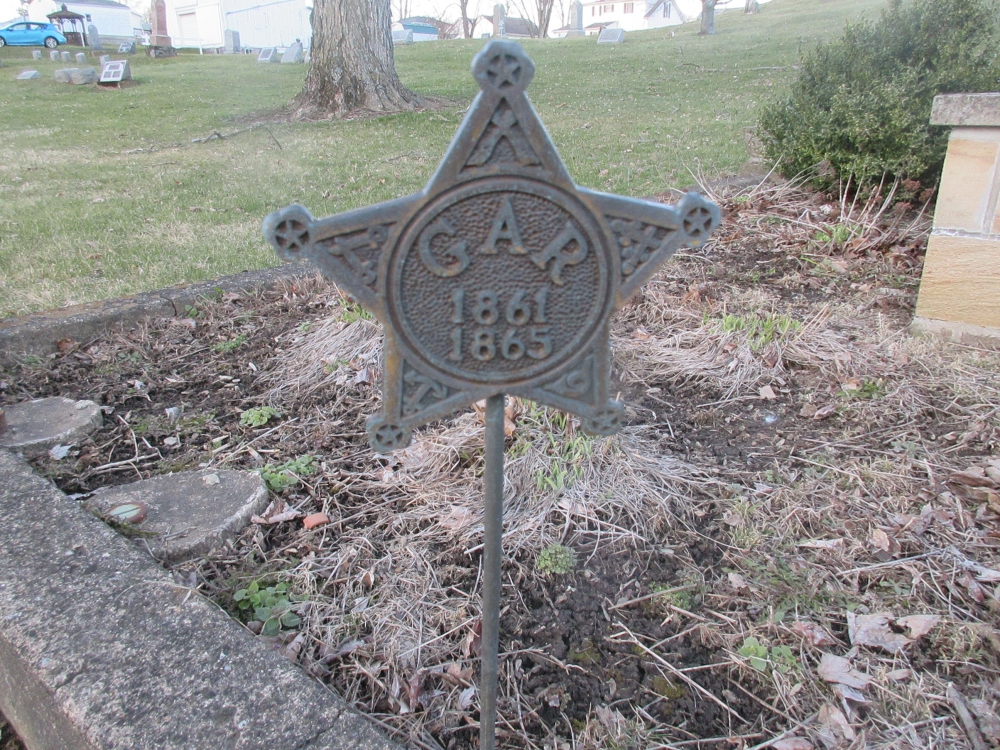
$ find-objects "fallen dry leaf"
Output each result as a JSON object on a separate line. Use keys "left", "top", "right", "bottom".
{"left": 799, "top": 538, "right": 844, "bottom": 550}
{"left": 816, "top": 703, "right": 856, "bottom": 748}
{"left": 799, "top": 402, "right": 818, "bottom": 418}
{"left": 897, "top": 614, "right": 940, "bottom": 639}
{"left": 464, "top": 618, "right": 483, "bottom": 658}
{"left": 631, "top": 326, "right": 651, "bottom": 340}
{"left": 950, "top": 468, "right": 996, "bottom": 488}
{"left": 833, "top": 683, "right": 869, "bottom": 704}
{"left": 813, "top": 403, "right": 837, "bottom": 420}
{"left": 759, "top": 385, "right": 777, "bottom": 400}
{"left": 729, "top": 572, "right": 750, "bottom": 591}
{"left": 847, "top": 612, "right": 911, "bottom": 653}
{"left": 886, "top": 668, "right": 912, "bottom": 682}
{"left": 841, "top": 377, "right": 862, "bottom": 391}
{"left": 792, "top": 620, "right": 837, "bottom": 647}
{"left": 772, "top": 739, "right": 814, "bottom": 750}
{"left": 459, "top": 685, "right": 477, "bottom": 710}
{"left": 303, "top": 512, "right": 330, "bottom": 530}
{"left": 56, "top": 338, "right": 78, "bottom": 353}
{"left": 969, "top": 699, "right": 1000, "bottom": 741}
{"left": 818, "top": 653, "right": 871, "bottom": 690}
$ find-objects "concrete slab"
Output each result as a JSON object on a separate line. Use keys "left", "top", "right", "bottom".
{"left": 88, "top": 470, "right": 269, "bottom": 563}
{"left": 0, "top": 449, "right": 399, "bottom": 750}
{"left": 0, "top": 397, "right": 102, "bottom": 455}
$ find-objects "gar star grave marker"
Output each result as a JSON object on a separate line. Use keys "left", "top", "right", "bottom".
{"left": 263, "top": 39, "right": 719, "bottom": 750}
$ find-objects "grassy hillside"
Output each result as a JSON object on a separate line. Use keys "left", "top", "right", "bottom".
{"left": 0, "top": 0, "right": 890, "bottom": 316}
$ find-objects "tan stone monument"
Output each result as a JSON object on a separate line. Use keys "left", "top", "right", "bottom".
{"left": 149, "top": 0, "right": 174, "bottom": 51}
{"left": 914, "top": 93, "right": 1000, "bottom": 348}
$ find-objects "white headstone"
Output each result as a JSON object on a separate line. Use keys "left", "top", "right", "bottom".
{"left": 392, "top": 29, "right": 413, "bottom": 45}
{"left": 98, "top": 59, "right": 132, "bottom": 84}
{"left": 70, "top": 67, "right": 98, "bottom": 84}
{"left": 17, "top": 70, "right": 42, "bottom": 80}
{"left": 60, "top": 50, "right": 71, "bottom": 62}
{"left": 87, "top": 23, "right": 102, "bottom": 50}
{"left": 280, "top": 42, "right": 303, "bottom": 63}
{"left": 32, "top": 50, "right": 42, "bottom": 60}
{"left": 224, "top": 29, "right": 240, "bottom": 53}
{"left": 50, "top": 50, "right": 60, "bottom": 61}
{"left": 597, "top": 27, "right": 625, "bottom": 44}
{"left": 75, "top": 52, "right": 87, "bottom": 64}
{"left": 257, "top": 47, "right": 279, "bottom": 63}
{"left": 567, "top": 1, "right": 584, "bottom": 37}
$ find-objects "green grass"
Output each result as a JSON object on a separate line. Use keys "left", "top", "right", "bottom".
{"left": 0, "top": 0, "right": 890, "bottom": 317}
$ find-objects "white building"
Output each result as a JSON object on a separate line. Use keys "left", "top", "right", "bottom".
{"left": 574, "top": 0, "right": 772, "bottom": 34}
{"left": 28, "top": 0, "right": 141, "bottom": 40}
{"left": 163, "top": 0, "right": 311, "bottom": 51}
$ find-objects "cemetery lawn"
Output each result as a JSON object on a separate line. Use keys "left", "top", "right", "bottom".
{"left": 0, "top": 0, "right": 892, "bottom": 318}
{"left": 5, "top": 177, "right": 1000, "bottom": 749}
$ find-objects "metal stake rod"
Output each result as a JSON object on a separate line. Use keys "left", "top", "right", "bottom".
{"left": 481, "top": 393, "right": 506, "bottom": 750}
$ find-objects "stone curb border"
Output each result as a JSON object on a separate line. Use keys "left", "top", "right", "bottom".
{"left": 0, "top": 449, "right": 400, "bottom": 750}
{"left": 0, "top": 263, "right": 312, "bottom": 366}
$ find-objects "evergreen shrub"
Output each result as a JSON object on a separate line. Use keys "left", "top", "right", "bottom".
{"left": 758, "top": 0, "right": 1000, "bottom": 196}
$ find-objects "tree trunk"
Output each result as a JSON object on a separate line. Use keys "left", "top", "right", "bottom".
{"left": 458, "top": 0, "right": 474, "bottom": 37}
{"left": 699, "top": 0, "right": 716, "bottom": 34}
{"left": 536, "top": 0, "right": 555, "bottom": 38}
{"left": 292, "top": 0, "right": 419, "bottom": 120}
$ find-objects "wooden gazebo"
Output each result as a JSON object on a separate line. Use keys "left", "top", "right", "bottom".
{"left": 46, "top": 4, "right": 87, "bottom": 46}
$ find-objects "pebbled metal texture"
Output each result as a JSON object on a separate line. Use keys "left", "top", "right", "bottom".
{"left": 264, "top": 40, "right": 720, "bottom": 453}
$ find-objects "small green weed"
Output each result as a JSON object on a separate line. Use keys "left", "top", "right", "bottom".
{"left": 213, "top": 333, "right": 247, "bottom": 353}
{"left": 239, "top": 406, "right": 280, "bottom": 428}
{"left": 738, "top": 636, "right": 798, "bottom": 674}
{"left": 839, "top": 379, "right": 883, "bottom": 399}
{"left": 260, "top": 454, "right": 316, "bottom": 492}
{"left": 233, "top": 580, "right": 304, "bottom": 636}
{"left": 340, "top": 300, "right": 374, "bottom": 323}
{"left": 813, "top": 223, "right": 855, "bottom": 246}
{"left": 183, "top": 304, "right": 201, "bottom": 318}
{"left": 713, "top": 313, "right": 802, "bottom": 352}
{"left": 536, "top": 544, "right": 577, "bottom": 576}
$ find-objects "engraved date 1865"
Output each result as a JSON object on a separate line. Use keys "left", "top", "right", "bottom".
{"left": 447, "top": 286, "right": 551, "bottom": 362}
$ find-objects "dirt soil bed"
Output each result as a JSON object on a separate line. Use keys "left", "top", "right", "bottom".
{"left": 3, "top": 179, "right": 1000, "bottom": 750}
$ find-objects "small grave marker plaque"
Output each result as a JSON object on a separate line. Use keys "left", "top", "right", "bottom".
{"left": 597, "top": 27, "right": 625, "bottom": 44}
{"left": 17, "top": 70, "right": 42, "bottom": 80}
{"left": 263, "top": 40, "right": 719, "bottom": 750}
{"left": 257, "top": 47, "right": 279, "bottom": 63}
{"left": 75, "top": 52, "right": 87, "bottom": 64}
{"left": 280, "top": 42, "right": 303, "bottom": 63}
{"left": 60, "top": 50, "right": 71, "bottom": 62}
{"left": 50, "top": 50, "right": 60, "bottom": 61}
{"left": 98, "top": 59, "right": 132, "bottom": 86}
{"left": 118, "top": 41, "right": 135, "bottom": 53}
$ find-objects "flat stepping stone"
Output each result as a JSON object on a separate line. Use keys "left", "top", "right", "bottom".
{"left": 88, "top": 470, "right": 268, "bottom": 563}
{"left": 0, "top": 397, "right": 102, "bottom": 455}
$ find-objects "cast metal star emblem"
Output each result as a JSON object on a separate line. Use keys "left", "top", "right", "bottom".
{"left": 263, "top": 40, "right": 720, "bottom": 453}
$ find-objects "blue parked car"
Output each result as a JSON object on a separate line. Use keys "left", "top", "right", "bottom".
{"left": 0, "top": 21, "right": 67, "bottom": 48}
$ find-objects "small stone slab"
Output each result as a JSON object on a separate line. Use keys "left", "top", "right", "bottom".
{"left": 75, "top": 52, "right": 87, "bottom": 64}
{"left": 60, "top": 50, "right": 71, "bottom": 62}
{"left": 0, "top": 397, "right": 102, "bottom": 454}
{"left": 49, "top": 49, "right": 59, "bottom": 61}
{"left": 99, "top": 53, "right": 110, "bottom": 68}
{"left": 98, "top": 59, "right": 131, "bottom": 85}
{"left": 53, "top": 67, "right": 76, "bottom": 82}
{"left": 88, "top": 470, "right": 268, "bottom": 562}
{"left": 257, "top": 46, "right": 279, "bottom": 62}
{"left": 32, "top": 50, "right": 42, "bottom": 60}
{"left": 17, "top": 70, "right": 42, "bottom": 80}
{"left": 280, "top": 42, "right": 303, "bottom": 63}
{"left": 70, "top": 66, "right": 98, "bottom": 84}
{"left": 597, "top": 27, "right": 625, "bottom": 44}
{"left": 392, "top": 29, "right": 413, "bottom": 45}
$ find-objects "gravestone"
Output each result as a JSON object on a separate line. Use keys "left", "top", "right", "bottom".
{"left": 60, "top": 50, "right": 71, "bottom": 62}
{"left": 75, "top": 52, "right": 87, "bottom": 64}
{"left": 224, "top": 28, "right": 240, "bottom": 53}
{"left": 280, "top": 41, "right": 303, "bottom": 63}
{"left": 597, "top": 27, "right": 625, "bottom": 44}
{"left": 87, "top": 23, "right": 102, "bottom": 50}
{"left": 70, "top": 66, "right": 98, "bottom": 84}
{"left": 98, "top": 59, "right": 132, "bottom": 86}
{"left": 32, "top": 50, "right": 42, "bottom": 60}
{"left": 257, "top": 46, "right": 279, "bottom": 62}
{"left": 149, "top": 0, "right": 174, "bottom": 52}
{"left": 493, "top": 4, "right": 504, "bottom": 37}
{"left": 17, "top": 70, "right": 42, "bottom": 80}
{"left": 391, "top": 29, "right": 413, "bottom": 45}
{"left": 49, "top": 49, "right": 59, "bottom": 61}
{"left": 262, "top": 40, "right": 720, "bottom": 750}
{"left": 118, "top": 40, "right": 136, "bottom": 53}
{"left": 566, "top": 1, "right": 584, "bottom": 37}
{"left": 53, "top": 68, "right": 76, "bottom": 82}
{"left": 99, "top": 54, "right": 110, "bottom": 68}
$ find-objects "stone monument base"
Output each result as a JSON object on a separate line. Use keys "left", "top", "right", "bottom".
{"left": 147, "top": 45, "right": 177, "bottom": 58}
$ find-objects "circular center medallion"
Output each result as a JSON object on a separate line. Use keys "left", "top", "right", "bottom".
{"left": 388, "top": 178, "right": 613, "bottom": 386}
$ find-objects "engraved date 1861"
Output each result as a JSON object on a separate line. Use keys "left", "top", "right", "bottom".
{"left": 447, "top": 286, "right": 551, "bottom": 362}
